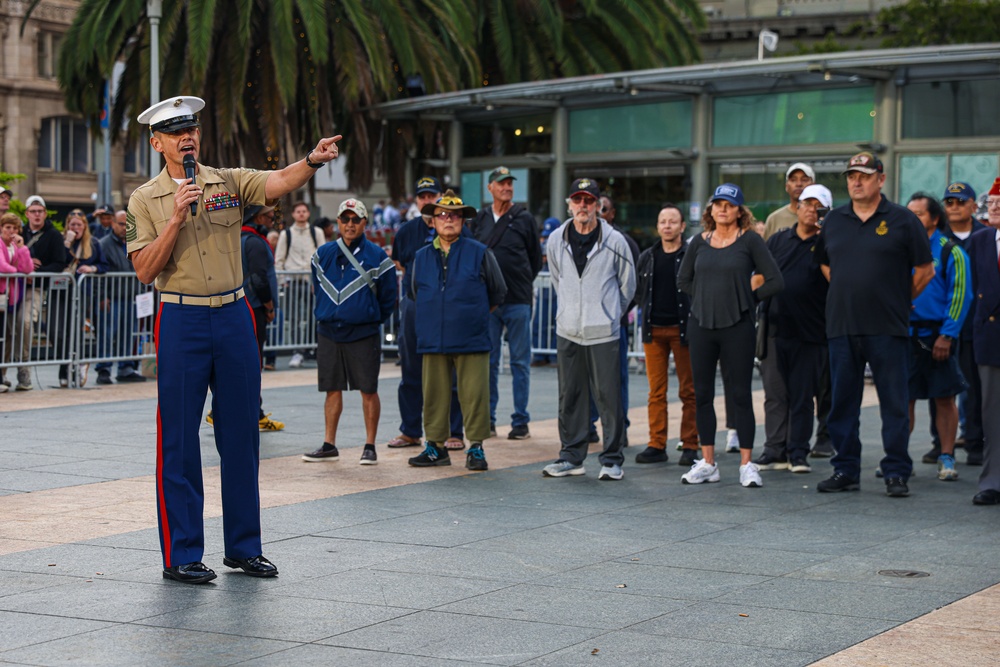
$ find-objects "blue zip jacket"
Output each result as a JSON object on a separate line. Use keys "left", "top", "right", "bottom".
{"left": 910, "top": 228, "right": 972, "bottom": 339}
{"left": 311, "top": 236, "right": 397, "bottom": 343}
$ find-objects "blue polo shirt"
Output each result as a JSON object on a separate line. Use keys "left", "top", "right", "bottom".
{"left": 815, "top": 194, "right": 932, "bottom": 338}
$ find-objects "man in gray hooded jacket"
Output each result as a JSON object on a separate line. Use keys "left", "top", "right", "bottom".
{"left": 542, "top": 178, "right": 636, "bottom": 481}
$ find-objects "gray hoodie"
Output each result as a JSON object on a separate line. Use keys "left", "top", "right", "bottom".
{"left": 546, "top": 219, "right": 636, "bottom": 346}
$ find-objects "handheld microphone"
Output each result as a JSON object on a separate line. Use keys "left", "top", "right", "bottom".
{"left": 183, "top": 155, "right": 197, "bottom": 217}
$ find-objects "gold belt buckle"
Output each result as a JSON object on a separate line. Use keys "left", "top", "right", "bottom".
{"left": 209, "top": 295, "right": 223, "bottom": 307}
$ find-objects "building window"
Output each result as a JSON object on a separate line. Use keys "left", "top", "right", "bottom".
{"left": 462, "top": 114, "right": 553, "bottom": 158}
{"left": 37, "top": 117, "right": 94, "bottom": 173}
{"left": 713, "top": 86, "right": 875, "bottom": 147}
{"left": 569, "top": 101, "right": 693, "bottom": 154}
{"left": 901, "top": 80, "right": 1000, "bottom": 139}
{"left": 898, "top": 153, "right": 999, "bottom": 202}
{"left": 36, "top": 31, "right": 63, "bottom": 79}
{"left": 124, "top": 140, "right": 149, "bottom": 176}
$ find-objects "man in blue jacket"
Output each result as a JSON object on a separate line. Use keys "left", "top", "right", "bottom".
{"left": 409, "top": 190, "right": 506, "bottom": 471}
{"left": 905, "top": 193, "right": 972, "bottom": 482}
{"left": 302, "top": 199, "right": 397, "bottom": 465}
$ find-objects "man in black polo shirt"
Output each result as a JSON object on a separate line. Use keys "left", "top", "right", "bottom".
{"left": 815, "top": 153, "right": 935, "bottom": 497}
{"left": 755, "top": 184, "right": 832, "bottom": 474}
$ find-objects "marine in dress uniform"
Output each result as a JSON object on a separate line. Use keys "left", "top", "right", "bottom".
{"left": 128, "top": 96, "right": 342, "bottom": 584}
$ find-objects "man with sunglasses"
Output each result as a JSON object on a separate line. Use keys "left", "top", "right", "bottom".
{"left": 128, "top": 95, "right": 342, "bottom": 584}
{"left": 303, "top": 198, "right": 397, "bottom": 466}
{"left": 542, "top": 178, "right": 636, "bottom": 481}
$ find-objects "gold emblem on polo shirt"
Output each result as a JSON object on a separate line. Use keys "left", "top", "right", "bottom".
{"left": 876, "top": 220, "right": 888, "bottom": 236}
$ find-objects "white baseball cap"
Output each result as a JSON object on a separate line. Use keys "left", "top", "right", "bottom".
{"left": 786, "top": 162, "right": 816, "bottom": 180}
{"left": 799, "top": 184, "right": 832, "bottom": 208}
{"left": 24, "top": 195, "right": 47, "bottom": 209}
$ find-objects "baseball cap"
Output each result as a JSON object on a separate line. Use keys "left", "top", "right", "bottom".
{"left": 0, "top": 188, "right": 12, "bottom": 198}
{"left": 540, "top": 217, "right": 560, "bottom": 239}
{"left": 569, "top": 178, "right": 600, "bottom": 200}
{"left": 942, "top": 181, "right": 976, "bottom": 202}
{"left": 24, "top": 195, "right": 46, "bottom": 209}
{"left": 137, "top": 96, "right": 205, "bottom": 134}
{"left": 842, "top": 152, "right": 883, "bottom": 175}
{"left": 710, "top": 183, "right": 744, "bottom": 207}
{"left": 786, "top": 162, "right": 816, "bottom": 180}
{"left": 96, "top": 204, "right": 115, "bottom": 215}
{"left": 488, "top": 166, "right": 516, "bottom": 184}
{"left": 243, "top": 204, "right": 275, "bottom": 224}
{"left": 337, "top": 198, "right": 368, "bottom": 220}
{"left": 415, "top": 176, "right": 443, "bottom": 195}
{"left": 799, "top": 184, "right": 833, "bottom": 209}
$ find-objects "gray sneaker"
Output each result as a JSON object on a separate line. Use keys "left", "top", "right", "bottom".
{"left": 598, "top": 464, "right": 624, "bottom": 481}
{"left": 542, "top": 460, "right": 585, "bottom": 477}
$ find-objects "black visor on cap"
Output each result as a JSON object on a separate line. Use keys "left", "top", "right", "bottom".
{"left": 151, "top": 114, "right": 200, "bottom": 134}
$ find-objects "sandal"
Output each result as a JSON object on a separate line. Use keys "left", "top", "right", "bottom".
{"left": 386, "top": 435, "right": 421, "bottom": 448}
{"left": 443, "top": 437, "right": 466, "bottom": 451}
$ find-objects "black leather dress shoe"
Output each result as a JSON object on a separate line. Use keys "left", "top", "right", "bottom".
{"left": 222, "top": 554, "right": 278, "bottom": 577}
{"left": 973, "top": 489, "right": 1000, "bottom": 506}
{"left": 162, "top": 562, "right": 217, "bottom": 584}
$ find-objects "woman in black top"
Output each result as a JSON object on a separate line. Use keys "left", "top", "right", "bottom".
{"left": 677, "top": 184, "right": 783, "bottom": 488}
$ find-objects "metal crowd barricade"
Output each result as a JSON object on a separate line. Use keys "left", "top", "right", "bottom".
{"left": 74, "top": 273, "right": 159, "bottom": 376}
{"left": 0, "top": 272, "right": 79, "bottom": 383}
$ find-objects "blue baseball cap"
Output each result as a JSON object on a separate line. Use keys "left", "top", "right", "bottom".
{"left": 711, "top": 183, "right": 744, "bottom": 207}
{"left": 943, "top": 181, "right": 976, "bottom": 202}
{"left": 415, "top": 176, "right": 443, "bottom": 195}
{"left": 540, "top": 217, "right": 560, "bottom": 239}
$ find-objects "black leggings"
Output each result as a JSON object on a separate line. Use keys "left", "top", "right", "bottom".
{"left": 687, "top": 313, "right": 756, "bottom": 449}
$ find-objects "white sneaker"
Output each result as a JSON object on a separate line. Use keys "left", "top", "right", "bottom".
{"left": 598, "top": 464, "right": 624, "bottom": 481}
{"left": 725, "top": 429, "right": 740, "bottom": 453}
{"left": 681, "top": 459, "right": 720, "bottom": 484}
{"left": 288, "top": 352, "right": 304, "bottom": 368}
{"left": 740, "top": 462, "right": 763, "bottom": 488}
{"left": 542, "top": 460, "right": 585, "bottom": 477}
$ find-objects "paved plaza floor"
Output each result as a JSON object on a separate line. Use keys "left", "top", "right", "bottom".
{"left": 0, "top": 361, "right": 997, "bottom": 665}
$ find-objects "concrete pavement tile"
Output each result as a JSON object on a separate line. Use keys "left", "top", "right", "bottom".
{"left": 0, "top": 452, "right": 85, "bottom": 469}
{"left": 520, "top": 630, "right": 820, "bottom": 666}
{"left": 0, "top": 578, "right": 223, "bottom": 622}
{"left": 557, "top": 514, "right": 735, "bottom": 543}
{"left": 236, "top": 643, "right": 483, "bottom": 666}
{"left": 723, "top": 577, "right": 959, "bottom": 621}
{"left": 465, "top": 489, "right": 652, "bottom": 514}
{"left": 0, "top": 538, "right": 62, "bottom": 556}
{"left": 0, "top": 572, "right": 84, "bottom": 598}
{"left": 0, "top": 624, "right": 296, "bottom": 667}
{"left": 80, "top": 528, "right": 161, "bottom": 551}
{"left": 858, "top": 531, "right": 1000, "bottom": 567}
{"left": 614, "top": 542, "right": 834, "bottom": 577}
{"left": 812, "top": 621, "right": 1000, "bottom": 667}
{"left": 321, "top": 504, "right": 576, "bottom": 548}
{"left": 534, "top": 561, "right": 771, "bottom": 601}
{"left": 0, "top": 515, "right": 150, "bottom": 545}
{"left": 435, "top": 582, "right": 692, "bottom": 627}
{"left": 257, "top": 496, "right": 444, "bottom": 534}
{"left": 630, "top": 601, "right": 898, "bottom": 653}
{"left": 379, "top": 546, "right": 586, "bottom": 583}
{"left": 276, "top": 568, "right": 510, "bottom": 609}
{"left": 0, "top": 611, "right": 112, "bottom": 651}
{"left": 914, "top": 585, "right": 1000, "bottom": 632}
{"left": 139, "top": 592, "right": 416, "bottom": 642}
{"left": 322, "top": 609, "right": 602, "bottom": 665}
{"left": 613, "top": 496, "right": 780, "bottom": 523}
{"left": 0, "top": 470, "right": 109, "bottom": 493}
{"left": 671, "top": 483, "right": 842, "bottom": 510}
{"left": 466, "top": 524, "right": 666, "bottom": 562}
{"left": 792, "top": 555, "right": 1000, "bottom": 595}
{"left": 27, "top": 459, "right": 154, "bottom": 481}
{"left": 0, "top": 543, "right": 152, "bottom": 577}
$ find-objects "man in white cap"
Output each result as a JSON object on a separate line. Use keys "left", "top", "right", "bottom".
{"left": 0, "top": 187, "right": 12, "bottom": 215}
{"left": 755, "top": 184, "right": 832, "bottom": 474}
{"left": 763, "top": 163, "right": 815, "bottom": 240}
{"left": 127, "top": 95, "right": 341, "bottom": 584}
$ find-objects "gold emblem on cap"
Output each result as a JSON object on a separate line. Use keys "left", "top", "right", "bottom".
{"left": 173, "top": 98, "right": 183, "bottom": 107}
{"left": 578, "top": 179, "right": 591, "bottom": 188}
{"left": 876, "top": 220, "right": 888, "bottom": 236}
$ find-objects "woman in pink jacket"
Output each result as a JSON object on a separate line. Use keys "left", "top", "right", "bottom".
{"left": 1, "top": 212, "right": 34, "bottom": 391}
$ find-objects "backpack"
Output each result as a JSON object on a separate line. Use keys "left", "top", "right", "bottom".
{"left": 283, "top": 225, "right": 320, "bottom": 261}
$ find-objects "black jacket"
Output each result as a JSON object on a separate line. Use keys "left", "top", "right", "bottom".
{"left": 636, "top": 242, "right": 690, "bottom": 345}
{"left": 24, "top": 220, "right": 69, "bottom": 273}
{"left": 470, "top": 204, "right": 542, "bottom": 306}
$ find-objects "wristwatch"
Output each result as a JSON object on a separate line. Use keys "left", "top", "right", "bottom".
{"left": 940, "top": 334, "right": 955, "bottom": 343}
{"left": 305, "top": 152, "right": 323, "bottom": 169}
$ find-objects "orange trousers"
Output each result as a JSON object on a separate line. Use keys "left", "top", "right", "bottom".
{"left": 643, "top": 326, "right": 698, "bottom": 450}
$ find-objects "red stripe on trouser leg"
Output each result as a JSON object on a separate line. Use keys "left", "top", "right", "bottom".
{"left": 153, "top": 302, "right": 172, "bottom": 567}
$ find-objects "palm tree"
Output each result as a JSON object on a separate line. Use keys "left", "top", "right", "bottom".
{"left": 38, "top": 1, "right": 704, "bottom": 196}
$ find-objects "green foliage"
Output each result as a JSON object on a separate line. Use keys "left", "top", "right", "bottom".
{"left": 0, "top": 171, "right": 28, "bottom": 223}
{"left": 877, "top": 0, "right": 1000, "bottom": 46}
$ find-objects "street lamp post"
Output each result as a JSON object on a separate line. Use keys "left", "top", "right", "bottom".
{"left": 147, "top": 0, "right": 162, "bottom": 176}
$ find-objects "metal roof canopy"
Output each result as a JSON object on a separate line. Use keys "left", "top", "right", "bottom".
{"left": 374, "top": 44, "right": 1000, "bottom": 121}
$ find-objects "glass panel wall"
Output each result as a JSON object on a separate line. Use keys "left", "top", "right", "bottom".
{"left": 711, "top": 160, "right": 850, "bottom": 222}
{"left": 462, "top": 114, "right": 553, "bottom": 158}
{"left": 459, "top": 168, "right": 550, "bottom": 222}
{"left": 898, "top": 153, "right": 999, "bottom": 202}
{"left": 569, "top": 100, "right": 693, "bottom": 153}
{"left": 901, "top": 80, "right": 1000, "bottom": 139}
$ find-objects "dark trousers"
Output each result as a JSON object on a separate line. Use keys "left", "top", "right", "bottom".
{"left": 828, "top": 335, "right": 912, "bottom": 481}
{"left": 775, "top": 337, "right": 825, "bottom": 462}
{"left": 687, "top": 314, "right": 756, "bottom": 449}
{"left": 397, "top": 296, "right": 463, "bottom": 439}
{"left": 556, "top": 336, "right": 625, "bottom": 466}
{"left": 931, "top": 340, "right": 983, "bottom": 451}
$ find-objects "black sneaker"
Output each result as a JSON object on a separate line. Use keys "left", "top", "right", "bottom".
{"left": 488, "top": 423, "right": 497, "bottom": 438}
{"left": 508, "top": 425, "right": 530, "bottom": 440}
{"left": 789, "top": 458, "right": 812, "bottom": 474}
{"left": 96, "top": 371, "right": 113, "bottom": 385}
{"left": 809, "top": 440, "right": 835, "bottom": 458}
{"left": 360, "top": 445, "right": 377, "bottom": 466}
{"left": 635, "top": 446, "right": 668, "bottom": 464}
{"left": 753, "top": 452, "right": 790, "bottom": 471}
{"left": 678, "top": 448, "right": 698, "bottom": 467}
{"left": 817, "top": 472, "right": 860, "bottom": 493}
{"left": 409, "top": 443, "right": 451, "bottom": 467}
{"left": 922, "top": 446, "right": 941, "bottom": 464}
{"left": 302, "top": 443, "right": 339, "bottom": 462}
{"left": 466, "top": 444, "right": 488, "bottom": 471}
{"left": 587, "top": 431, "right": 600, "bottom": 444}
{"left": 885, "top": 477, "right": 910, "bottom": 497}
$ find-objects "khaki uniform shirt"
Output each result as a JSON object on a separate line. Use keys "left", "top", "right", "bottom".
{"left": 126, "top": 165, "right": 270, "bottom": 295}
{"left": 763, "top": 204, "right": 797, "bottom": 241}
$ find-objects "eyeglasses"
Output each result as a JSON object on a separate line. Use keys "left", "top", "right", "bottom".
{"left": 987, "top": 198, "right": 1000, "bottom": 209}
{"left": 338, "top": 215, "right": 362, "bottom": 225}
{"left": 943, "top": 199, "right": 969, "bottom": 207}
{"left": 69, "top": 209, "right": 85, "bottom": 216}
{"left": 570, "top": 195, "right": 597, "bottom": 205}
{"left": 434, "top": 211, "right": 462, "bottom": 220}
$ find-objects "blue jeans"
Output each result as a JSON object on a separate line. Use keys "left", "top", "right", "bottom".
{"left": 827, "top": 335, "right": 912, "bottom": 482}
{"left": 95, "top": 298, "right": 139, "bottom": 376}
{"left": 488, "top": 303, "right": 531, "bottom": 427}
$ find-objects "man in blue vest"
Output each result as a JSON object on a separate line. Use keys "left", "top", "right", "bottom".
{"left": 409, "top": 190, "right": 506, "bottom": 471}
